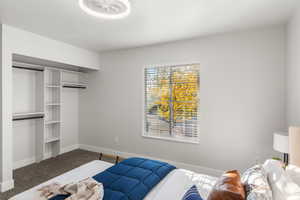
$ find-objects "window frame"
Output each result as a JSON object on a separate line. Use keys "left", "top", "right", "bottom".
{"left": 142, "top": 63, "right": 200, "bottom": 144}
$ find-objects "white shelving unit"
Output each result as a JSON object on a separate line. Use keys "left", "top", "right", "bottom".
{"left": 41, "top": 68, "right": 62, "bottom": 160}
{"left": 13, "top": 61, "right": 88, "bottom": 163}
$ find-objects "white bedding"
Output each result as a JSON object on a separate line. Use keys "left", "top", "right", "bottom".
{"left": 10, "top": 160, "right": 217, "bottom": 200}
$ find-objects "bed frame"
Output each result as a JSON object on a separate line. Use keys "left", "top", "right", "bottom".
{"left": 98, "top": 153, "right": 125, "bottom": 164}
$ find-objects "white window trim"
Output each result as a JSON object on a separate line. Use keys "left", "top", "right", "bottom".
{"left": 142, "top": 62, "right": 200, "bottom": 144}
{"left": 142, "top": 135, "right": 200, "bottom": 144}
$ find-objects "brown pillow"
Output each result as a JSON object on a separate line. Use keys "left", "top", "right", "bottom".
{"left": 207, "top": 170, "right": 246, "bottom": 200}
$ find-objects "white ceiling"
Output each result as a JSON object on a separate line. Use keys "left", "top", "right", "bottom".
{"left": 0, "top": 0, "right": 299, "bottom": 52}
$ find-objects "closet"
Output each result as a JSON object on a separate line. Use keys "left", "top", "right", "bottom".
{"left": 13, "top": 61, "right": 87, "bottom": 167}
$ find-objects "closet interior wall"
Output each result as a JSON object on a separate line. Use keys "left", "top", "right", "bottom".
{"left": 12, "top": 62, "right": 87, "bottom": 169}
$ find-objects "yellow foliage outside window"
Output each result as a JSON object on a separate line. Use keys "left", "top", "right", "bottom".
{"left": 149, "top": 66, "right": 199, "bottom": 123}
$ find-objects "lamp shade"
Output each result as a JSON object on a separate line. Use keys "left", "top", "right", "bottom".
{"left": 289, "top": 127, "right": 300, "bottom": 167}
{"left": 273, "top": 132, "right": 289, "bottom": 153}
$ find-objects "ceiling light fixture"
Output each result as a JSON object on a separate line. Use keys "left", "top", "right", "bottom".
{"left": 79, "top": 0, "right": 131, "bottom": 19}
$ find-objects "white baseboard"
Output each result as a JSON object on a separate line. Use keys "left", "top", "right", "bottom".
{"left": 13, "top": 144, "right": 80, "bottom": 170}
{"left": 13, "top": 157, "right": 36, "bottom": 170}
{"left": 0, "top": 179, "right": 14, "bottom": 192}
{"left": 79, "top": 144, "right": 223, "bottom": 177}
{"left": 61, "top": 144, "right": 79, "bottom": 154}
{"left": 13, "top": 143, "right": 223, "bottom": 176}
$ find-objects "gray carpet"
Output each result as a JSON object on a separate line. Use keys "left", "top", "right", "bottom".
{"left": 0, "top": 149, "right": 114, "bottom": 200}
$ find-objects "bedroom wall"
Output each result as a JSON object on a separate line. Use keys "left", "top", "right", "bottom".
{"left": 0, "top": 25, "right": 5, "bottom": 190}
{"left": 12, "top": 68, "right": 39, "bottom": 167}
{"left": 287, "top": 8, "right": 300, "bottom": 126}
{"left": 79, "top": 26, "right": 285, "bottom": 173}
{"left": 61, "top": 82, "right": 79, "bottom": 152}
{"left": 0, "top": 24, "right": 101, "bottom": 192}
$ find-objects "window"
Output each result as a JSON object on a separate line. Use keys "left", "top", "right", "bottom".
{"left": 144, "top": 64, "right": 200, "bottom": 143}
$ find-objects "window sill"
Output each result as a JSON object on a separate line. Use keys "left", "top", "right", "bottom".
{"left": 142, "top": 134, "right": 199, "bottom": 144}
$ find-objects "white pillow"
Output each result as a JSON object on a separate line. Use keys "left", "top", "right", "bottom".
{"left": 242, "top": 164, "right": 272, "bottom": 200}
{"left": 286, "top": 164, "right": 300, "bottom": 186}
{"left": 263, "top": 159, "right": 300, "bottom": 200}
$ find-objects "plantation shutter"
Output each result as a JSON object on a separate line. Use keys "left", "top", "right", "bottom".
{"left": 144, "top": 64, "right": 200, "bottom": 143}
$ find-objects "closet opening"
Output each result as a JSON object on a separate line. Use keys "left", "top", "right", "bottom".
{"left": 12, "top": 55, "right": 89, "bottom": 171}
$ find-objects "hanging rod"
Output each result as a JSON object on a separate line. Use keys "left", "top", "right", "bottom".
{"left": 13, "top": 65, "right": 44, "bottom": 72}
{"left": 13, "top": 115, "right": 44, "bottom": 121}
{"left": 13, "top": 112, "right": 44, "bottom": 121}
{"left": 63, "top": 85, "right": 87, "bottom": 89}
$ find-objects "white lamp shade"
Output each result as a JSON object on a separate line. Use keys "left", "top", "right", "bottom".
{"left": 273, "top": 132, "right": 289, "bottom": 153}
{"left": 289, "top": 127, "right": 300, "bottom": 167}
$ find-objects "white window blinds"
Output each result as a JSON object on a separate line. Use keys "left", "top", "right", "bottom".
{"left": 144, "top": 64, "right": 200, "bottom": 143}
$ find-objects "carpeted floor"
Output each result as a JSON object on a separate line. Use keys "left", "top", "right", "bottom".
{"left": 0, "top": 149, "right": 114, "bottom": 200}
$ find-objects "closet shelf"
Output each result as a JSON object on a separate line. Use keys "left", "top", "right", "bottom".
{"left": 45, "top": 120, "right": 60, "bottom": 125}
{"left": 62, "top": 81, "right": 87, "bottom": 89}
{"left": 45, "top": 137, "right": 60, "bottom": 143}
{"left": 13, "top": 112, "right": 44, "bottom": 121}
{"left": 45, "top": 84, "right": 60, "bottom": 88}
{"left": 61, "top": 81, "right": 86, "bottom": 85}
{"left": 46, "top": 103, "right": 60, "bottom": 106}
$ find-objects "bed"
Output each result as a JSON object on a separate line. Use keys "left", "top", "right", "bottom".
{"left": 10, "top": 158, "right": 300, "bottom": 200}
{"left": 10, "top": 160, "right": 218, "bottom": 200}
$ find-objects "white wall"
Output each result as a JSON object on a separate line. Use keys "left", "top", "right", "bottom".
{"left": 0, "top": 24, "right": 4, "bottom": 190}
{"left": 287, "top": 8, "right": 300, "bottom": 126}
{"left": 4, "top": 25, "right": 101, "bottom": 70}
{"left": 0, "top": 24, "right": 101, "bottom": 192}
{"left": 12, "top": 68, "right": 38, "bottom": 166}
{"left": 79, "top": 26, "right": 286, "bottom": 173}
{"left": 61, "top": 87, "right": 79, "bottom": 150}
{"left": 0, "top": 24, "right": 14, "bottom": 192}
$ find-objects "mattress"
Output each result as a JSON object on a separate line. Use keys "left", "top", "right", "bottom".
{"left": 10, "top": 160, "right": 218, "bottom": 200}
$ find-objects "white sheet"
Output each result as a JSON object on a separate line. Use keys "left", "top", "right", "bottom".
{"left": 10, "top": 160, "right": 217, "bottom": 200}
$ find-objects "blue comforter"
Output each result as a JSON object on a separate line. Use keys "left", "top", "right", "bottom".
{"left": 50, "top": 157, "right": 176, "bottom": 200}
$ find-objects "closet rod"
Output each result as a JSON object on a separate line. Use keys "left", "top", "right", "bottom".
{"left": 13, "top": 116, "right": 44, "bottom": 121}
{"left": 63, "top": 85, "right": 87, "bottom": 89}
{"left": 13, "top": 66, "right": 44, "bottom": 72}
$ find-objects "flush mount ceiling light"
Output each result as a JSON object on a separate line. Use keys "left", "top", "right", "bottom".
{"left": 79, "top": 0, "right": 131, "bottom": 19}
